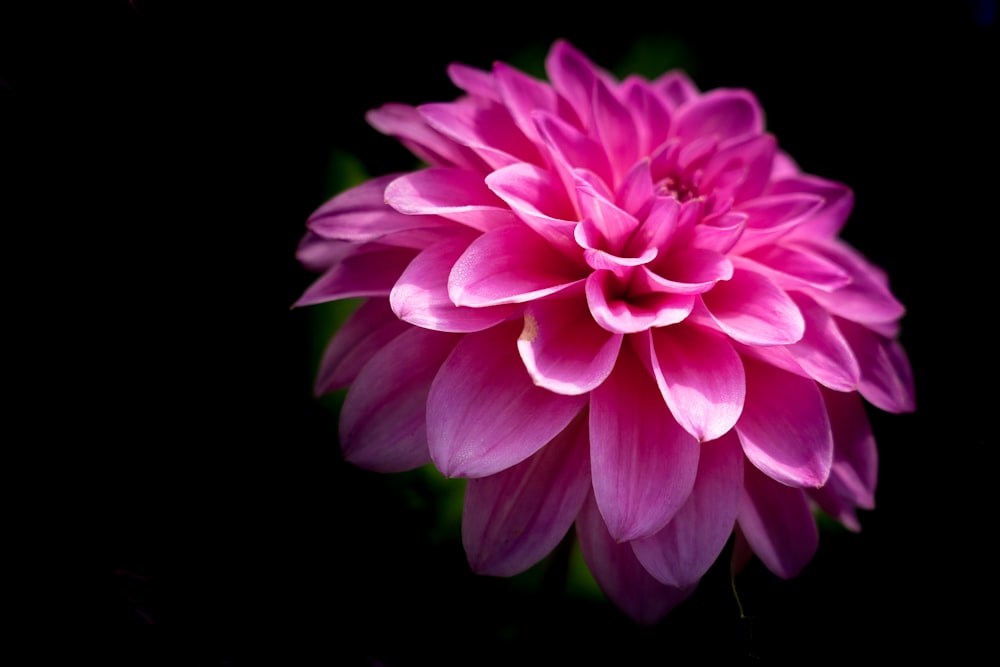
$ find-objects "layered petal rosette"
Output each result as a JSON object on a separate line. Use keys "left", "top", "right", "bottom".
{"left": 296, "top": 40, "right": 915, "bottom": 624}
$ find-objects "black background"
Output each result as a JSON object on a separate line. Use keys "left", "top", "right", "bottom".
{"left": 6, "top": 1, "right": 996, "bottom": 664}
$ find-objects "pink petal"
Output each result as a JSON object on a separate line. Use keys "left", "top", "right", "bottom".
{"left": 448, "top": 225, "right": 584, "bottom": 307}
{"left": 837, "top": 318, "right": 916, "bottom": 414}
{"left": 735, "top": 357, "right": 833, "bottom": 488}
{"left": 308, "top": 174, "right": 463, "bottom": 245}
{"left": 701, "top": 266, "right": 805, "bottom": 346}
{"left": 740, "top": 243, "right": 852, "bottom": 292}
{"left": 314, "top": 299, "right": 411, "bottom": 395}
{"left": 731, "top": 192, "right": 825, "bottom": 251}
{"left": 590, "top": 344, "right": 700, "bottom": 541}
{"left": 518, "top": 298, "right": 623, "bottom": 395}
{"left": 493, "top": 61, "right": 566, "bottom": 145}
{"left": 631, "top": 432, "right": 743, "bottom": 587}
{"left": 485, "top": 162, "right": 581, "bottom": 254}
{"left": 673, "top": 88, "right": 764, "bottom": 145}
{"left": 736, "top": 460, "right": 819, "bottom": 579}
{"left": 644, "top": 324, "right": 746, "bottom": 442}
{"left": 427, "top": 321, "right": 588, "bottom": 478}
{"left": 365, "top": 103, "right": 487, "bottom": 172}
{"left": 384, "top": 168, "right": 518, "bottom": 231}
{"left": 770, "top": 173, "right": 854, "bottom": 239}
{"left": 294, "top": 245, "right": 419, "bottom": 307}
{"left": 543, "top": 39, "right": 601, "bottom": 131}
{"left": 446, "top": 62, "right": 499, "bottom": 100}
{"left": 462, "top": 411, "right": 591, "bottom": 576}
{"left": 785, "top": 292, "right": 861, "bottom": 392}
{"left": 296, "top": 232, "right": 352, "bottom": 273}
{"left": 574, "top": 174, "right": 640, "bottom": 253}
{"left": 643, "top": 247, "right": 734, "bottom": 294}
{"left": 390, "top": 237, "right": 519, "bottom": 332}
{"left": 340, "top": 328, "right": 462, "bottom": 472}
{"left": 587, "top": 270, "right": 696, "bottom": 334}
{"left": 591, "top": 76, "right": 639, "bottom": 185}
{"left": 576, "top": 491, "right": 695, "bottom": 625}
{"left": 621, "top": 77, "right": 672, "bottom": 157}
{"left": 532, "top": 111, "right": 615, "bottom": 197}
{"left": 418, "top": 101, "right": 543, "bottom": 170}
{"left": 806, "top": 388, "right": 878, "bottom": 531}
{"left": 699, "top": 133, "right": 777, "bottom": 204}
{"left": 652, "top": 69, "right": 700, "bottom": 109}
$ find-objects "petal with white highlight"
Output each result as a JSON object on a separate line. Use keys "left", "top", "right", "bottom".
{"left": 701, "top": 267, "right": 804, "bottom": 346}
{"left": 384, "top": 168, "right": 518, "bottom": 231}
{"left": 645, "top": 324, "right": 746, "bottom": 442}
{"left": 518, "top": 298, "right": 623, "bottom": 395}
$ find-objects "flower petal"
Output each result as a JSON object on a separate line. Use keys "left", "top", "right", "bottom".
{"left": 448, "top": 225, "right": 583, "bottom": 307}
{"left": 701, "top": 266, "right": 805, "bottom": 346}
{"left": 735, "top": 357, "right": 833, "bottom": 488}
{"left": 785, "top": 292, "right": 861, "bottom": 392}
{"left": 837, "top": 318, "right": 916, "bottom": 413}
{"left": 631, "top": 432, "right": 743, "bottom": 587}
{"left": 736, "top": 460, "right": 819, "bottom": 579}
{"left": 307, "top": 174, "right": 463, "bottom": 245}
{"left": 419, "top": 100, "right": 543, "bottom": 170}
{"left": 340, "top": 327, "right": 462, "bottom": 472}
{"left": 576, "top": 491, "right": 695, "bottom": 625}
{"left": 590, "top": 344, "right": 700, "bottom": 542}
{"left": 644, "top": 324, "right": 746, "bottom": 442}
{"left": 427, "top": 321, "right": 588, "bottom": 478}
{"left": 485, "top": 162, "right": 581, "bottom": 254}
{"left": 390, "top": 237, "right": 519, "bottom": 332}
{"left": 294, "top": 245, "right": 419, "bottom": 307}
{"left": 366, "top": 103, "right": 487, "bottom": 171}
{"left": 587, "top": 270, "right": 696, "bottom": 334}
{"left": 673, "top": 88, "right": 764, "bottom": 145}
{"left": 518, "top": 298, "right": 623, "bottom": 395}
{"left": 462, "top": 410, "right": 591, "bottom": 576}
{"left": 384, "top": 168, "right": 518, "bottom": 231}
{"left": 314, "top": 299, "right": 411, "bottom": 395}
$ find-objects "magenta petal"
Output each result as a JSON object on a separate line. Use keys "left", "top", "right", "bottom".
{"left": 837, "top": 318, "right": 916, "bottom": 414}
{"left": 448, "top": 225, "right": 583, "bottom": 307}
{"left": 807, "top": 389, "right": 878, "bottom": 530}
{"left": 390, "top": 237, "right": 519, "bottom": 332}
{"left": 485, "top": 162, "right": 580, "bottom": 253}
{"left": 365, "top": 103, "right": 486, "bottom": 171}
{"left": 771, "top": 173, "right": 854, "bottom": 239}
{"left": 737, "top": 460, "right": 819, "bottom": 579}
{"left": 591, "top": 76, "right": 639, "bottom": 185}
{"left": 518, "top": 299, "right": 623, "bottom": 395}
{"left": 462, "top": 411, "right": 591, "bottom": 576}
{"left": 294, "top": 245, "right": 419, "bottom": 307}
{"left": 587, "top": 271, "right": 696, "bottom": 334}
{"left": 384, "top": 168, "right": 517, "bottom": 231}
{"left": 340, "top": 328, "right": 462, "bottom": 473}
{"left": 315, "top": 299, "right": 411, "bottom": 395}
{"left": 673, "top": 88, "right": 764, "bottom": 145}
{"left": 785, "top": 292, "right": 861, "bottom": 392}
{"left": 631, "top": 432, "right": 743, "bottom": 587}
{"left": 590, "top": 344, "right": 700, "bottom": 542}
{"left": 735, "top": 357, "right": 833, "bottom": 488}
{"left": 427, "top": 321, "right": 588, "bottom": 478}
{"left": 419, "top": 100, "right": 543, "bottom": 169}
{"left": 576, "top": 491, "right": 695, "bottom": 625}
{"left": 701, "top": 266, "right": 804, "bottom": 346}
{"left": 799, "top": 240, "right": 906, "bottom": 326}
{"left": 646, "top": 325, "right": 746, "bottom": 442}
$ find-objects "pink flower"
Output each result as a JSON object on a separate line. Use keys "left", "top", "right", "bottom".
{"left": 296, "top": 40, "right": 915, "bottom": 624}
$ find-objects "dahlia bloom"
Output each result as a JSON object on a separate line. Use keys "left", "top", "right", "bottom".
{"left": 296, "top": 40, "right": 915, "bottom": 624}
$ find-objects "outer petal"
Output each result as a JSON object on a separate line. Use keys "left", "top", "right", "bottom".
{"left": 590, "top": 344, "right": 700, "bottom": 542}
{"left": 390, "top": 237, "right": 519, "bottom": 332}
{"left": 314, "top": 299, "right": 411, "bottom": 395}
{"left": 294, "top": 245, "right": 419, "bottom": 307}
{"left": 339, "top": 328, "right": 462, "bottom": 472}
{"left": 427, "top": 321, "right": 588, "bottom": 478}
{"left": 307, "top": 173, "right": 464, "bottom": 245}
{"left": 365, "top": 103, "right": 487, "bottom": 171}
{"left": 518, "top": 298, "right": 623, "bottom": 395}
{"left": 808, "top": 388, "right": 878, "bottom": 531}
{"left": 631, "top": 432, "right": 743, "bottom": 587}
{"left": 736, "top": 460, "right": 819, "bottom": 579}
{"left": 735, "top": 357, "right": 833, "bottom": 488}
{"left": 784, "top": 291, "right": 861, "bottom": 392}
{"left": 576, "top": 491, "right": 695, "bottom": 625}
{"left": 837, "top": 318, "right": 916, "bottom": 413}
{"left": 384, "top": 168, "right": 518, "bottom": 231}
{"left": 418, "top": 100, "right": 543, "bottom": 170}
{"left": 448, "top": 225, "right": 583, "bottom": 307}
{"left": 701, "top": 266, "right": 805, "bottom": 346}
{"left": 485, "top": 162, "right": 580, "bottom": 254}
{"left": 462, "top": 410, "right": 591, "bottom": 576}
{"left": 645, "top": 324, "right": 746, "bottom": 442}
